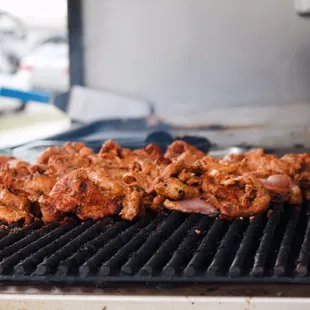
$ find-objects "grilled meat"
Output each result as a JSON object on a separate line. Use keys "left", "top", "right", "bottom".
{"left": 37, "top": 142, "right": 94, "bottom": 164}
{"left": 23, "top": 174, "right": 57, "bottom": 202}
{"left": 0, "top": 160, "right": 33, "bottom": 193}
{"left": 0, "top": 188, "right": 32, "bottom": 224}
{"left": 47, "top": 168, "right": 119, "bottom": 221}
{"left": 165, "top": 140, "right": 204, "bottom": 165}
{"left": 46, "top": 154, "right": 92, "bottom": 178}
{"left": 155, "top": 177, "right": 200, "bottom": 200}
{"left": 38, "top": 195, "right": 63, "bottom": 223}
{"left": 220, "top": 149, "right": 303, "bottom": 204}
{"left": 1, "top": 140, "right": 310, "bottom": 225}
{"left": 281, "top": 153, "right": 310, "bottom": 200}
{"left": 150, "top": 195, "right": 165, "bottom": 211}
{"left": 201, "top": 174, "right": 271, "bottom": 218}
{"left": 119, "top": 187, "right": 143, "bottom": 220}
{"left": 163, "top": 198, "right": 219, "bottom": 216}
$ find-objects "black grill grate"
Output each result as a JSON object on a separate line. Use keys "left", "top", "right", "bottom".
{"left": 0, "top": 204, "right": 310, "bottom": 286}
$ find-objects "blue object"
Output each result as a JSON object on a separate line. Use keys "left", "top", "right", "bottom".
{"left": 0, "top": 87, "right": 51, "bottom": 103}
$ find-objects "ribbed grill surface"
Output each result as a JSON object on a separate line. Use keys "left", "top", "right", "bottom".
{"left": 0, "top": 204, "right": 309, "bottom": 286}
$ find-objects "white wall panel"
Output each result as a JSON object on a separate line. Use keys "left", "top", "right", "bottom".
{"left": 82, "top": 0, "right": 310, "bottom": 128}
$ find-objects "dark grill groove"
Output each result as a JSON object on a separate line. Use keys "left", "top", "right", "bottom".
{"left": 207, "top": 219, "right": 247, "bottom": 276}
{"left": 35, "top": 220, "right": 97, "bottom": 275}
{"left": 102, "top": 215, "right": 165, "bottom": 276}
{"left": 184, "top": 219, "right": 228, "bottom": 277}
{"left": 57, "top": 219, "right": 130, "bottom": 277}
{"left": 273, "top": 206, "right": 301, "bottom": 276}
{"left": 162, "top": 216, "right": 211, "bottom": 277}
{"left": 15, "top": 220, "right": 87, "bottom": 275}
{"left": 79, "top": 216, "right": 153, "bottom": 277}
{"left": 228, "top": 214, "right": 265, "bottom": 277}
{"left": 250, "top": 210, "right": 281, "bottom": 277}
{"left": 295, "top": 205, "right": 310, "bottom": 277}
{"left": 0, "top": 204, "right": 309, "bottom": 285}
{"left": 140, "top": 214, "right": 204, "bottom": 277}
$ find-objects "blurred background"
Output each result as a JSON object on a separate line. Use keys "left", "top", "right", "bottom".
{"left": 0, "top": 0, "right": 69, "bottom": 149}
{"left": 1, "top": 0, "right": 310, "bottom": 151}
{"left": 0, "top": 0, "right": 68, "bottom": 94}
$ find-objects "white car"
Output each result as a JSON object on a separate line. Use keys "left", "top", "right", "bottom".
{"left": 0, "top": 50, "right": 30, "bottom": 90}
{"left": 0, "top": 11, "right": 30, "bottom": 68}
{"left": 17, "top": 34, "right": 69, "bottom": 93}
{"left": 0, "top": 11, "right": 27, "bottom": 39}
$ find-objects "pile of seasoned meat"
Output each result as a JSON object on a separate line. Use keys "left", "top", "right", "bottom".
{"left": 0, "top": 140, "right": 309, "bottom": 225}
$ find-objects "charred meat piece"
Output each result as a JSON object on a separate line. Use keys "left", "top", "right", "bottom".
{"left": 99, "top": 140, "right": 123, "bottom": 157}
{"left": 87, "top": 168, "right": 124, "bottom": 199}
{"left": 165, "top": 140, "right": 205, "bottom": 165}
{"left": 133, "top": 143, "right": 163, "bottom": 161}
{"left": 202, "top": 174, "right": 271, "bottom": 218}
{"left": 48, "top": 168, "right": 119, "bottom": 221}
{"left": 97, "top": 141, "right": 163, "bottom": 170}
{"left": 38, "top": 195, "right": 63, "bottom": 223}
{"left": 150, "top": 195, "right": 164, "bottom": 211}
{"left": 23, "top": 174, "right": 57, "bottom": 202}
{"left": 123, "top": 171, "right": 152, "bottom": 194}
{"left": 257, "top": 174, "right": 302, "bottom": 205}
{"left": 246, "top": 149, "right": 302, "bottom": 176}
{"left": 123, "top": 158, "right": 165, "bottom": 194}
{"left": 119, "top": 187, "right": 143, "bottom": 220}
{"left": 155, "top": 177, "right": 200, "bottom": 200}
{"left": 0, "top": 188, "right": 32, "bottom": 224}
{"left": 221, "top": 149, "right": 303, "bottom": 204}
{"left": 0, "top": 160, "right": 32, "bottom": 192}
{"left": 89, "top": 153, "right": 123, "bottom": 169}
{"left": 281, "top": 153, "right": 310, "bottom": 200}
{"left": 0, "top": 205, "right": 32, "bottom": 225}
{"left": 178, "top": 169, "right": 202, "bottom": 186}
{"left": 37, "top": 142, "right": 94, "bottom": 164}
{"left": 46, "top": 154, "right": 91, "bottom": 178}
{"left": 161, "top": 160, "right": 185, "bottom": 180}
{"left": 37, "top": 146, "right": 65, "bottom": 164}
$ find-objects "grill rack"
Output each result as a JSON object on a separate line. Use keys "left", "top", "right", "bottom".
{"left": 0, "top": 203, "right": 309, "bottom": 286}
{"left": 5, "top": 129, "right": 310, "bottom": 286}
